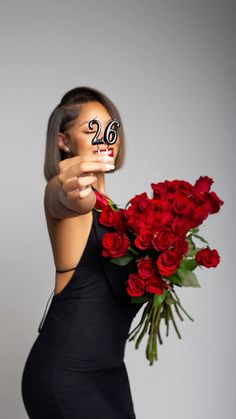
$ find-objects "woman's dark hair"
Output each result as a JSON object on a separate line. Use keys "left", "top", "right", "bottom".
{"left": 43, "top": 86, "right": 125, "bottom": 181}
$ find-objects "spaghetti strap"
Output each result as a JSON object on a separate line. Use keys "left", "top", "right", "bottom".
{"left": 56, "top": 267, "right": 77, "bottom": 273}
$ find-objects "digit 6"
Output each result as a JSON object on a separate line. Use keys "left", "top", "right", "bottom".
{"left": 104, "top": 119, "right": 120, "bottom": 145}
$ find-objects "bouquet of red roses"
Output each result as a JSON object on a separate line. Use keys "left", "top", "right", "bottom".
{"left": 94, "top": 176, "right": 224, "bottom": 365}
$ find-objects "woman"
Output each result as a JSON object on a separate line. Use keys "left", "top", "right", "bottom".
{"left": 21, "top": 86, "right": 144, "bottom": 419}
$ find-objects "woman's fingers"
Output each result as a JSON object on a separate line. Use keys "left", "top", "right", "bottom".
{"left": 62, "top": 175, "right": 97, "bottom": 196}
{"left": 58, "top": 161, "right": 114, "bottom": 189}
{"left": 59, "top": 153, "right": 113, "bottom": 171}
{"left": 65, "top": 185, "right": 93, "bottom": 200}
{"left": 78, "top": 161, "right": 115, "bottom": 175}
{"left": 57, "top": 153, "right": 114, "bottom": 203}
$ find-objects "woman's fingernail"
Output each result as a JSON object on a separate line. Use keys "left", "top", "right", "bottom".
{"left": 104, "top": 163, "right": 115, "bottom": 170}
{"left": 99, "top": 154, "right": 113, "bottom": 161}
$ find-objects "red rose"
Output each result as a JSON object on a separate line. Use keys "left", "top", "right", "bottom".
{"left": 101, "top": 232, "right": 130, "bottom": 258}
{"left": 152, "top": 210, "right": 173, "bottom": 230}
{"left": 207, "top": 191, "right": 224, "bottom": 214}
{"left": 188, "top": 206, "right": 209, "bottom": 228}
{"left": 127, "top": 273, "right": 146, "bottom": 297}
{"left": 193, "top": 176, "right": 213, "bottom": 205}
{"left": 171, "top": 218, "right": 189, "bottom": 237}
{"left": 171, "top": 236, "right": 189, "bottom": 256}
{"left": 151, "top": 199, "right": 171, "bottom": 211}
{"left": 156, "top": 250, "right": 181, "bottom": 277}
{"left": 193, "top": 176, "right": 213, "bottom": 201}
{"left": 129, "top": 192, "right": 151, "bottom": 211}
{"left": 151, "top": 230, "right": 172, "bottom": 251}
{"left": 140, "top": 206, "right": 155, "bottom": 229}
{"left": 165, "top": 179, "right": 181, "bottom": 191}
{"left": 201, "top": 198, "right": 213, "bottom": 214}
{"left": 94, "top": 190, "right": 110, "bottom": 210}
{"left": 124, "top": 204, "right": 154, "bottom": 234}
{"left": 195, "top": 247, "right": 220, "bottom": 268}
{"left": 172, "top": 194, "right": 193, "bottom": 215}
{"left": 99, "top": 206, "right": 115, "bottom": 227}
{"left": 123, "top": 206, "right": 138, "bottom": 232}
{"left": 151, "top": 182, "right": 168, "bottom": 200}
{"left": 137, "top": 258, "right": 156, "bottom": 279}
{"left": 178, "top": 180, "right": 193, "bottom": 196}
{"left": 134, "top": 229, "right": 153, "bottom": 250}
{"left": 146, "top": 275, "right": 170, "bottom": 294}
{"left": 163, "top": 179, "right": 192, "bottom": 201}
{"left": 164, "top": 180, "right": 182, "bottom": 201}
{"left": 124, "top": 206, "right": 138, "bottom": 233}
{"left": 130, "top": 214, "right": 151, "bottom": 234}
{"left": 113, "top": 209, "right": 126, "bottom": 233}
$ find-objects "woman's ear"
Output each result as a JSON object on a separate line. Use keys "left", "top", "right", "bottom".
{"left": 57, "top": 133, "right": 70, "bottom": 152}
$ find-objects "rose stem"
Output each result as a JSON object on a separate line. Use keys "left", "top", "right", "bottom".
{"left": 172, "top": 289, "right": 181, "bottom": 304}
{"left": 156, "top": 304, "right": 163, "bottom": 344}
{"left": 135, "top": 304, "right": 154, "bottom": 349}
{"left": 128, "top": 300, "right": 152, "bottom": 340}
{"left": 147, "top": 304, "right": 163, "bottom": 364}
{"left": 146, "top": 306, "right": 158, "bottom": 364}
{"left": 172, "top": 289, "right": 194, "bottom": 321}
{"left": 153, "top": 305, "right": 163, "bottom": 359}
{"left": 168, "top": 305, "right": 182, "bottom": 339}
{"left": 153, "top": 328, "right": 158, "bottom": 362}
{"left": 164, "top": 304, "right": 169, "bottom": 336}
{"left": 173, "top": 302, "right": 184, "bottom": 321}
{"left": 157, "top": 327, "right": 163, "bottom": 345}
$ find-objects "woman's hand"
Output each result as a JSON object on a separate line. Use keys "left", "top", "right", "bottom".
{"left": 44, "top": 153, "right": 115, "bottom": 218}
{"left": 57, "top": 153, "right": 114, "bottom": 201}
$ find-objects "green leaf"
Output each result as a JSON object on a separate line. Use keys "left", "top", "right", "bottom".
{"left": 177, "top": 268, "right": 201, "bottom": 287}
{"left": 188, "top": 228, "right": 199, "bottom": 235}
{"left": 131, "top": 295, "right": 149, "bottom": 304}
{"left": 191, "top": 233, "right": 209, "bottom": 244}
{"left": 167, "top": 274, "right": 183, "bottom": 286}
{"left": 153, "top": 290, "right": 168, "bottom": 307}
{"left": 110, "top": 202, "right": 121, "bottom": 211}
{"left": 180, "top": 259, "right": 197, "bottom": 271}
{"left": 111, "top": 254, "right": 133, "bottom": 266}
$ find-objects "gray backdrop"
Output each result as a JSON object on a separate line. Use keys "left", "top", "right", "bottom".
{"left": 0, "top": 0, "right": 235, "bottom": 418}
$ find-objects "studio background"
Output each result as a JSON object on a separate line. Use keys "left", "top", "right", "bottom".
{"left": 0, "top": 0, "right": 235, "bottom": 418}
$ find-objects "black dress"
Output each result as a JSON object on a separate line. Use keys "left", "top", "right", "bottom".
{"left": 21, "top": 206, "right": 144, "bottom": 419}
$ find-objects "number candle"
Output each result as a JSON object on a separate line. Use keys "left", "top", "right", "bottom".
{"left": 88, "top": 118, "right": 121, "bottom": 154}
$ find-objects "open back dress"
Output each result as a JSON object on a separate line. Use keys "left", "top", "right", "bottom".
{"left": 21, "top": 193, "right": 143, "bottom": 419}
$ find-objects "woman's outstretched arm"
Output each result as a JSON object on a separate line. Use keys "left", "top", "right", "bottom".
{"left": 44, "top": 154, "right": 114, "bottom": 219}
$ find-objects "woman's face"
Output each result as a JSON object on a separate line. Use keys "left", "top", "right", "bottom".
{"left": 58, "top": 101, "right": 120, "bottom": 164}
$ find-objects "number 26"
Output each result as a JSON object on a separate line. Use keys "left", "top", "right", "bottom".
{"left": 88, "top": 119, "right": 121, "bottom": 146}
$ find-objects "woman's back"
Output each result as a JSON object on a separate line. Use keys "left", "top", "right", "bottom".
{"left": 44, "top": 176, "right": 95, "bottom": 296}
